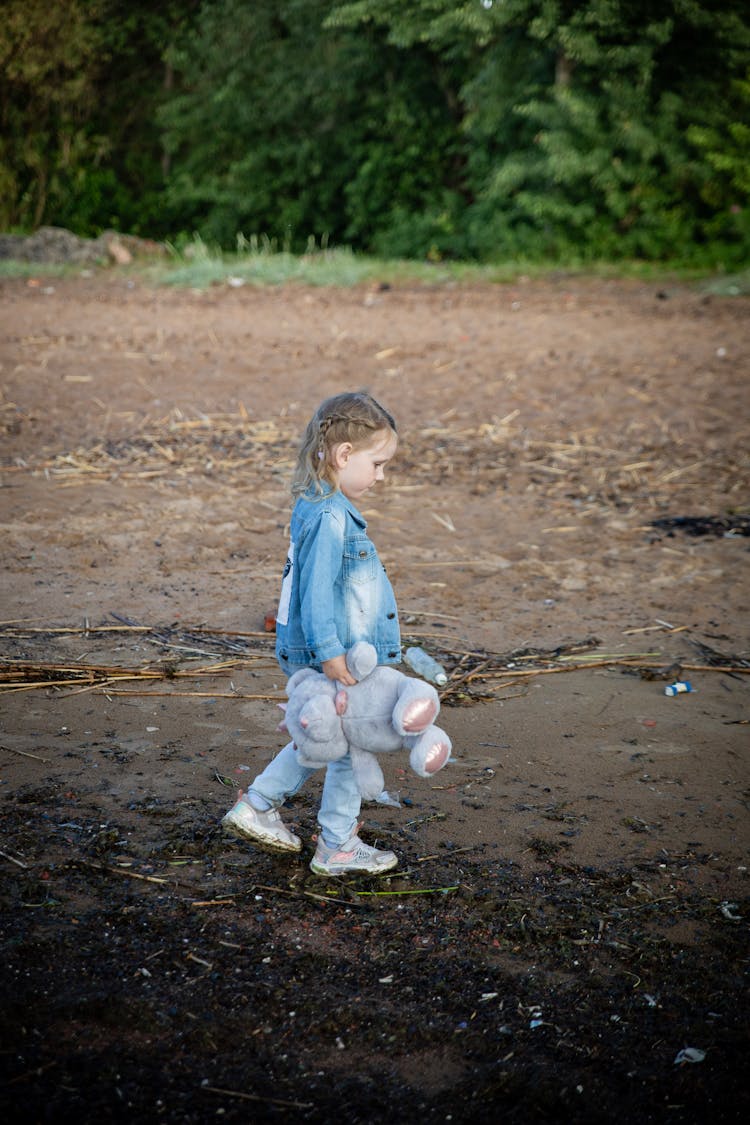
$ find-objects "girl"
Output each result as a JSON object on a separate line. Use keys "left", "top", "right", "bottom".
{"left": 222, "top": 391, "right": 401, "bottom": 876}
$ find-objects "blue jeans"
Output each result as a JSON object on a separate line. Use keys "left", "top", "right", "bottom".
{"left": 248, "top": 740, "right": 361, "bottom": 848}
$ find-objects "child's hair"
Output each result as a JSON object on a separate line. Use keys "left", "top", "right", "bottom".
{"left": 291, "top": 390, "right": 397, "bottom": 497}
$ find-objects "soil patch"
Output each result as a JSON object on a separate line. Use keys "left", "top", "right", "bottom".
{"left": 0, "top": 271, "right": 748, "bottom": 1123}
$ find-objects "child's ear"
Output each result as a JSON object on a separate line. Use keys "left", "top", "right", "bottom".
{"left": 331, "top": 442, "right": 352, "bottom": 468}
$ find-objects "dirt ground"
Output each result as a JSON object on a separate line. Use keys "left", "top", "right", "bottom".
{"left": 0, "top": 269, "right": 748, "bottom": 1123}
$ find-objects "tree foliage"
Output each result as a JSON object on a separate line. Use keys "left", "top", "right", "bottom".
{"left": 0, "top": 0, "right": 200, "bottom": 234}
{"left": 327, "top": 0, "right": 750, "bottom": 259}
{"left": 158, "top": 0, "right": 467, "bottom": 252}
{"left": 0, "top": 0, "right": 103, "bottom": 229}
{"left": 2, "top": 0, "right": 749, "bottom": 263}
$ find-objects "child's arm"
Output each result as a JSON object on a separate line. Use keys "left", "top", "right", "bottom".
{"left": 296, "top": 510, "right": 349, "bottom": 672}
{"left": 321, "top": 654, "right": 356, "bottom": 685}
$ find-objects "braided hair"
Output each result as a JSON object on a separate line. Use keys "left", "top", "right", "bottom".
{"left": 291, "top": 391, "right": 397, "bottom": 498}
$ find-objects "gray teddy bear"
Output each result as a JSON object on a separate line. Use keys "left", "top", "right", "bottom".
{"left": 278, "top": 641, "right": 452, "bottom": 800}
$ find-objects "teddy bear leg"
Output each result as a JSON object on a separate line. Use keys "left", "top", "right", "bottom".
{"left": 408, "top": 726, "right": 452, "bottom": 778}
{"left": 349, "top": 747, "right": 386, "bottom": 803}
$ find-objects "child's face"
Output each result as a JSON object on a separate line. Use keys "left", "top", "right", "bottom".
{"left": 333, "top": 429, "right": 398, "bottom": 502}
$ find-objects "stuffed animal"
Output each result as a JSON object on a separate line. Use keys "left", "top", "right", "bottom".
{"left": 278, "top": 641, "right": 452, "bottom": 800}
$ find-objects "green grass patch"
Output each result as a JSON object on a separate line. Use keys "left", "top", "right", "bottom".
{"left": 143, "top": 236, "right": 726, "bottom": 291}
{"left": 1, "top": 231, "right": 747, "bottom": 292}
{"left": 701, "top": 268, "right": 750, "bottom": 296}
{"left": 0, "top": 260, "right": 86, "bottom": 280}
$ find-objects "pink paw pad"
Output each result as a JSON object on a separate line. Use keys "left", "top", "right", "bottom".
{"left": 424, "top": 740, "right": 450, "bottom": 774}
{"left": 401, "top": 697, "right": 438, "bottom": 732}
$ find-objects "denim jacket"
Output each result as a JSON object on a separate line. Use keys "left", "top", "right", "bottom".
{"left": 275, "top": 486, "right": 401, "bottom": 674}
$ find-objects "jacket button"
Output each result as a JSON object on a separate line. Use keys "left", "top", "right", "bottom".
{"left": 387, "top": 612, "right": 395, "bottom": 619}
{"left": 309, "top": 651, "right": 316, "bottom": 659}
{"left": 359, "top": 550, "right": 368, "bottom": 558}
{"left": 280, "top": 652, "right": 288, "bottom": 661}
{"left": 388, "top": 651, "right": 397, "bottom": 658}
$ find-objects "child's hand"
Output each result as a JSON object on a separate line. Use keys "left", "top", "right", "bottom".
{"left": 322, "top": 655, "right": 356, "bottom": 685}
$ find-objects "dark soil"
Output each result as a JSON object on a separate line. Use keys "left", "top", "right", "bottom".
{"left": 1, "top": 789, "right": 747, "bottom": 1124}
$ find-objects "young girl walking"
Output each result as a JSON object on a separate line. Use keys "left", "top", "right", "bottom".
{"left": 221, "top": 391, "right": 402, "bottom": 875}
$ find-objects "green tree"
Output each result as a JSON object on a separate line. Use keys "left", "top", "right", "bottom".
{"left": 4, "top": 0, "right": 748, "bottom": 261}
{"left": 0, "top": 0, "right": 201, "bottom": 236}
{"left": 51, "top": 1, "right": 202, "bottom": 237}
{"left": 330, "top": 0, "right": 750, "bottom": 262}
{"left": 687, "top": 66, "right": 750, "bottom": 219}
{"left": 0, "top": 0, "right": 103, "bottom": 229}
{"left": 470, "top": 1, "right": 750, "bottom": 259}
{"left": 158, "top": 0, "right": 469, "bottom": 253}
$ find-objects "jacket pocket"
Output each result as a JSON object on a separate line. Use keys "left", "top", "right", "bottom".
{"left": 343, "top": 537, "right": 378, "bottom": 585}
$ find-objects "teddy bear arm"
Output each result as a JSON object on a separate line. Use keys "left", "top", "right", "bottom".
{"left": 392, "top": 680, "right": 440, "bottom": 735}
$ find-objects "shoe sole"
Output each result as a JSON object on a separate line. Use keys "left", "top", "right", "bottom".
{"left": 309, "top": 856, "right": 399, "bottom": 876}
{"left": 221, "top": 814, "right": 301, "bottom": 854}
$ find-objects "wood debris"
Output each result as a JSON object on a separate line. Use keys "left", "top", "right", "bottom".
{"left": 1, "top": 409, "right": 295, "bottom": 485}
{"left": 0, "top": 615, "right": 280, "bottom": 698}
{"left": 2, "top": 409, "right": 747, "bottom": 520}
{"left": 412, "top": 635, "right": 750, "bottom": 706}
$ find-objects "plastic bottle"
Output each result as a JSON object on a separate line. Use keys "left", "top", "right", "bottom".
{"left": 404, "top": 646, "right": 448, "bottom": 686}
{"left": 664, "top": 681, "right": 693, "bottom": 696}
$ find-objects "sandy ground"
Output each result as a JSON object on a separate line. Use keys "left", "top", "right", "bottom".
{"left": 0, "top": 271, "right": 748, "bottom": 1122}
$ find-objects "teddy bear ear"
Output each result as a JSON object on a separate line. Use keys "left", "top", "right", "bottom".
{"left": 346, "top": 641, "right": 378, "bottom": 681}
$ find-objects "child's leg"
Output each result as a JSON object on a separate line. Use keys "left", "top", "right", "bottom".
{"left": 222, "top": 740, "right": 314, "bottom": 854}
{"left": 311, "top": 754, "right": 399, "bottom": 876}
{"left": 246, "top": 740, "right": 316, "bottom": 809}
{"left": 317, "top": 753, "right": 362, "bottom": 847}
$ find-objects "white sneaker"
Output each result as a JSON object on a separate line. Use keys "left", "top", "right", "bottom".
{"left": 310, "top": 834, "right": 398, "bottom": 876}
{"left": 221, "top": 795, "right": 301, "bottom": 854}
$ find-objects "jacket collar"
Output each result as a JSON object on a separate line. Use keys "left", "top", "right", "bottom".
{"left": 306, "top": 482, "right": 366, "bottom": 527}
